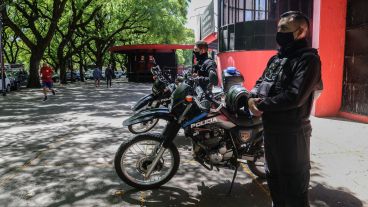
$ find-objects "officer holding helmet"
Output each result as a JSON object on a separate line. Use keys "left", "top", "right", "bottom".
{"left": 248, "top": 11, "right": 323, "bottom": 206}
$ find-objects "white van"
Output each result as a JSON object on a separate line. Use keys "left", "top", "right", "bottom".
{"left": 0, "top": 76, "right": 11, "bottom": 92}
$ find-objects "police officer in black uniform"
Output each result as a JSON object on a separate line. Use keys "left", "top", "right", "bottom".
{"left": 192, "top": 40, "right": 218, "bottom": 90}
{"left": 248, "top": 11, "right": 323, "bottom": 207}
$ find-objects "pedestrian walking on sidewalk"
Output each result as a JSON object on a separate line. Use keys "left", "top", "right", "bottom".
{"left": 105, "top": 65, "right": 114, "bottom": 88}
{"left": 40, "top": 63, "right": 56, "bottom": 101}
{"left": 248, "top": 11, "right": 323, "bottom": 207}
{"left": 93, "top": 68, "right": 102, "bottom": 87}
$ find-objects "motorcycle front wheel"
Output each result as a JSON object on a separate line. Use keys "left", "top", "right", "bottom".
{"left": 128, "top": 118, "right": 159, "bottom": 134}
{"left": 114, "top": 134, "right": 180, "bottom": 190}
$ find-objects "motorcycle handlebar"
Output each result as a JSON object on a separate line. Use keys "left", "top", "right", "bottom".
{"left": 151, "top": 66, "right": 173, "bottom": 85}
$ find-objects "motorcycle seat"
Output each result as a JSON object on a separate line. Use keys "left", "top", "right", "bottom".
{"left": 221, "top": 108, "right": 263, "bottom": 127}
{"left": 235, "top": 112, "right": 263, "bottom": 127}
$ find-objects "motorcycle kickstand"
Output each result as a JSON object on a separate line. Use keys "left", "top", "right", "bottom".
{"left": 227, "top": 162, "right": 240, "bottom": 195}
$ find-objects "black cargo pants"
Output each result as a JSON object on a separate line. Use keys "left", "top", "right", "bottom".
{"left": 264, "top": 124, "right": 312, "bottom": 207}
{"left": 106, "top": 77, "right": 112, "bottom": 87}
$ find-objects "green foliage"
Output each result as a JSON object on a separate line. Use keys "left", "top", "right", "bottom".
{"left": 176, "top": 28, "right": 195, "bottom": 66}
{"left": 2, "top": 26, "right": 29, "bottom": 64}
{"left": 2, "top": 0, "right": 192, "bottom": 79}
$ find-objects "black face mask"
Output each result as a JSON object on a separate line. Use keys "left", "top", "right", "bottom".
{"left": 276, "top": 32, "right": 295, "bottom": 48}
{"left": 193, "top": 51, "right": 200, "bottom": 60}
{"left": 193, "top": 51, "right": 208, "bottom": 61}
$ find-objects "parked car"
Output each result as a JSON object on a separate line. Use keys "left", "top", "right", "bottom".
{"left": 52, "top": 73, "right": 60, "bottom": 82}
{"left": 18, "top": 70, "right": 28, "bottom": 86}
{"left": 6, "top": 71, "right": 21, "bottom": 91}
{"left": 6, "top": 68, "right": 28, "bottom": 86}
{"left": 0, "top": 74, "right": 11, "bottom": 93}
{"left": 85, "top": 70, "right": 94, "bottom": 80}
{"left": 66, "top": 71, "right": 81, "bottom": 81}
{"left": 114, "top": 71, "right": 125, "bottom": 79}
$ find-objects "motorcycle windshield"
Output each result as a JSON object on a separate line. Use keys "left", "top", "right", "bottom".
{"left": 171, "top": 83, "right": 191, "bottom": 107}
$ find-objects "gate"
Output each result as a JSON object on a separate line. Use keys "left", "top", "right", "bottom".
{"left": 341, "top": 0, "right": 368, "bottom": 115}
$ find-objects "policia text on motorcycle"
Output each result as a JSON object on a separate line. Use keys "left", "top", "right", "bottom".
{"left": 248, "top": 11, "right": 323, "bottom": 207}
{"left": 192, "top": 41, "right": 218, "bottom": 90}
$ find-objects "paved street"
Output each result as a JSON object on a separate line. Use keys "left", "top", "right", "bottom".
{"left": 0, "top": 81, "right": 367, "bottom": 207}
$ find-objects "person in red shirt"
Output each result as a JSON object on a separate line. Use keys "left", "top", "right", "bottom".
{"left": 40, "top": 63, "right": 56, "bottom": 101}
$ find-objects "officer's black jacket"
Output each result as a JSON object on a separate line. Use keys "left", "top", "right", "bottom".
{"left": 251, "top": 39, "right": 323, "bottom": 132}
{"left": 193, "top": 55, "right": 218, "bottom": 89}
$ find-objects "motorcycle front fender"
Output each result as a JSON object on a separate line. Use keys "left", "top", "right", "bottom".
{"left": 123, "top": 108, "right": 175, "bottom": 126}
{"left": 132, "top": 94, "right": 154, "bottom": 111}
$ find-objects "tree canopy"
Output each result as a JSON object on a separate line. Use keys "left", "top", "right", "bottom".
{"left": 0, "top": 0, "right": 194, "bottom": 87}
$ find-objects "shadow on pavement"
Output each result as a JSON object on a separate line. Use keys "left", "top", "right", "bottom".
{"left": 195, "top": 181, "right": 271, "bottom": 207}
{"left": 309, "top": 161, "right": 364, "bottom": 207}
{"left": 118, "top": 186, "right": 199, "bottom": 206}
{"left": 0, "top": 82, "right": 366, "bottom": 206}
{"left": 309, "top": 184, "right": 363, "bottom": 207}
{"left": 116, "top": 180, "right": 272, "bottom": 207}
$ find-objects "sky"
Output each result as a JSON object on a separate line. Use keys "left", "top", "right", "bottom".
{"left": 185, "top": 0, "right": 212, "bottom": 30}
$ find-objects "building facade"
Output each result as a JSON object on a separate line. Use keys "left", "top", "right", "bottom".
{"left": 197, "top": 0, "right": 368, "bottom": 123}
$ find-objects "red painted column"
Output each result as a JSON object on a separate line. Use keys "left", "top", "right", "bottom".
{"left": 312, "top": 0, "right": 348, "bottom": 117}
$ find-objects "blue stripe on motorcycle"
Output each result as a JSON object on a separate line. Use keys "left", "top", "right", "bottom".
{"left": 182, "top": 112, "right": 208, "bottom": 128}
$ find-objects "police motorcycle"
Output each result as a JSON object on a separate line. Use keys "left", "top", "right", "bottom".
{"left": 129, "top": 65, "right": 179, "bottom": 134}
{"left": 115, "top": 68, "right": 265, "bottom": 191}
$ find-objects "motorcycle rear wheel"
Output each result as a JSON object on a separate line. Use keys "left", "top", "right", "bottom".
{"left": 114, "top": 134, "right": 180, "bottom": 190}
{"left": 128, "top": 118, "right": 159, "bottom": 134}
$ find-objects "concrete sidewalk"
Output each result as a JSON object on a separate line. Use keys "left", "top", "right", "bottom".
{"left": 309, "top": 116, "right": 368, "bottom": 207}
{"left": 0, "top": 81, "right": 366, "bottom": 207}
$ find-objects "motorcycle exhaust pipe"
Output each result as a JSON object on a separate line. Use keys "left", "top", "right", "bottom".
{"left": 237, "top": 155, "right": 254, "bottom": 163}
{"left": 238, "top": 156, "right": 265, "bottom": 164}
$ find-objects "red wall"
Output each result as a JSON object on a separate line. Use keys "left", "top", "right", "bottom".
{"left": 217, "top": 51, "right": 276, "bottom": 90}
{"left": 216, "top": 0, "right": 368, "bottom": 123}
{"left": 217, "top": 0, "right": 351, "bottom": 119}
{"left": 312, "top": 0, "right": 348, "bottom": 117}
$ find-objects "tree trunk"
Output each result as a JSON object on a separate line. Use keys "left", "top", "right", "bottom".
{"left": 94, "top": 39, "right": 104, "bottom": 69}
{"left": 79, "top": 57, "right": 85, "bottom": 82}
{"left": 59, "top": 61, "right": 67, "bottom": 84}
{"left": 69, "top": 59, "right": 74, "bottom": 82}
{"left": 110, "top": 53, "right": 116, "bottom": 71}
{"left": 27, "top": 53, "right": 42, "bottom": 88}
{"left": 96, "top": 53, "right": 103, "bottom": 69}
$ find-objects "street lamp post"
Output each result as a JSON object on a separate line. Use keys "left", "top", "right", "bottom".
{"left": 0, "top": 12, "right": 6, "bottom": 96}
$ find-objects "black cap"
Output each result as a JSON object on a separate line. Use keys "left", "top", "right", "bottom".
{"left": 280, "top": 11, "right": 310, "bottom": 28}
{"left": 195, "top": 40, "right": 208, "bottom": 49}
